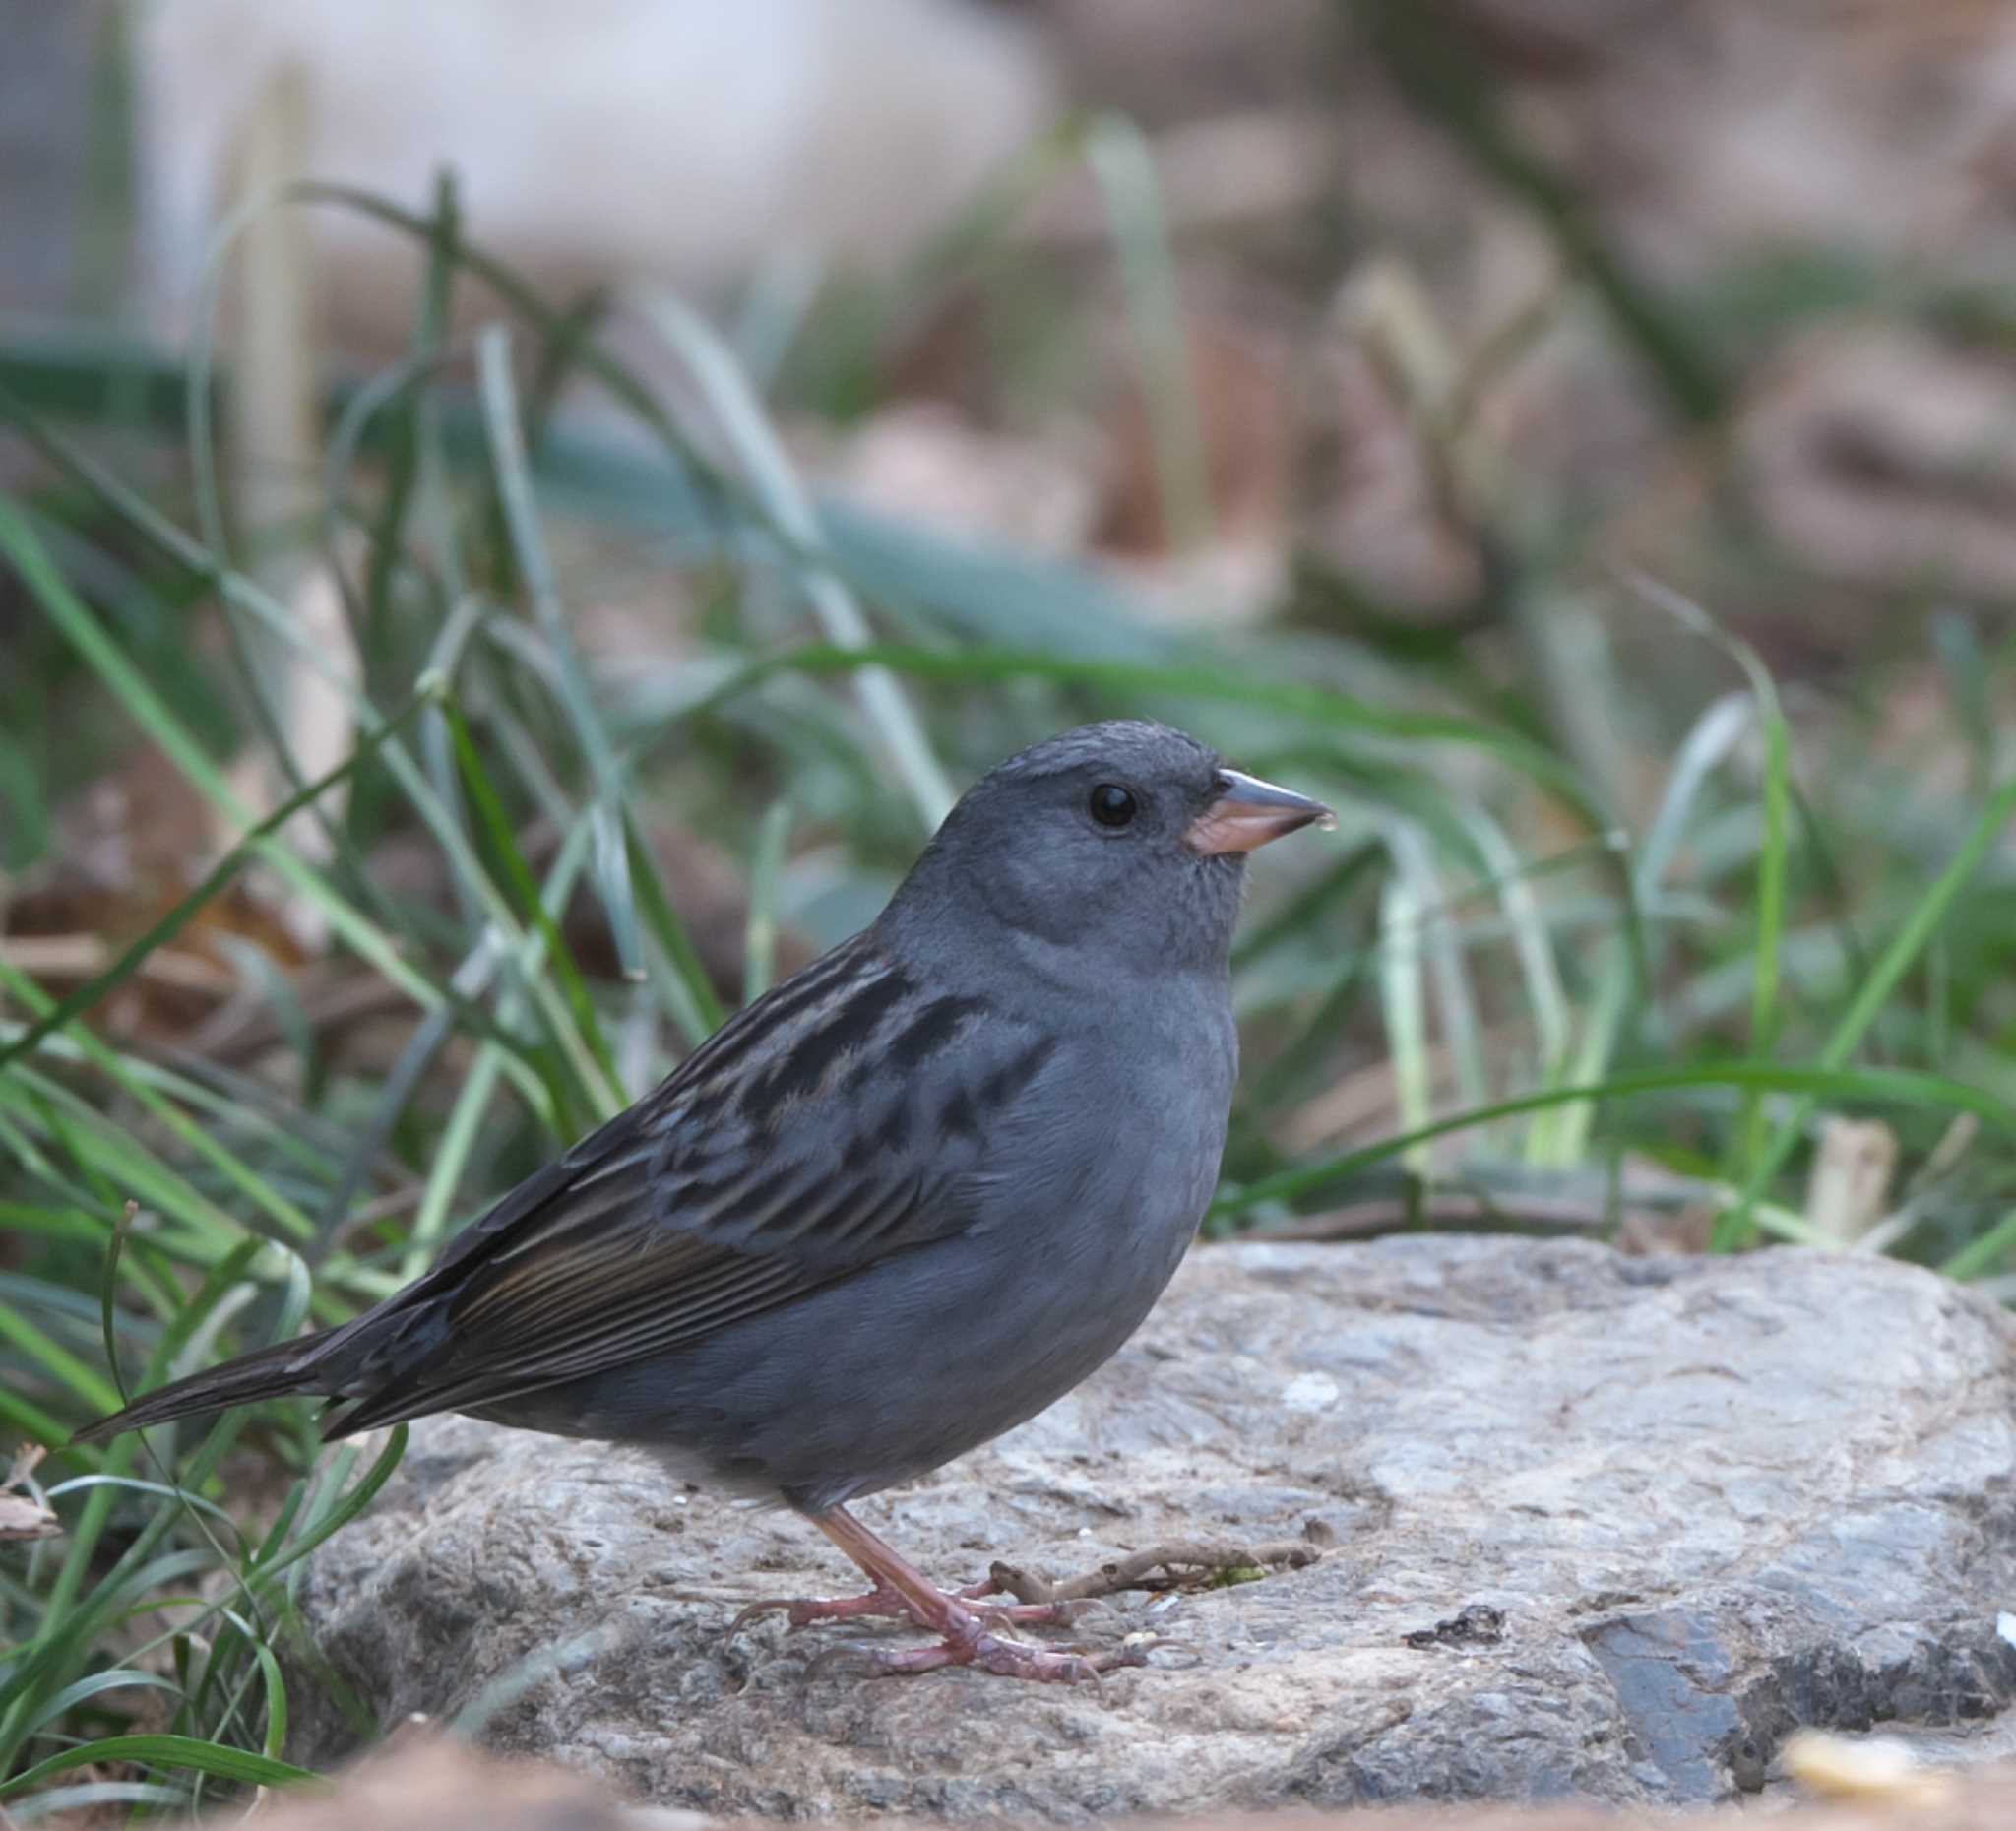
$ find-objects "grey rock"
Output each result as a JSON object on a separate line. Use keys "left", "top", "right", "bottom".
{"left": 286, "top": 1237, "right": 2016, "bottom": 1817}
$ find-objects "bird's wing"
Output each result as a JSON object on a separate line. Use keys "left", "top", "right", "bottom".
{"left": 323, "top": 936, "right": 1058, "bottom": 1434}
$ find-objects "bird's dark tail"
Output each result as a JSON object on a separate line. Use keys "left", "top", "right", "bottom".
{"left": 71, "top": 1330, "right": 337, "bottom": 1445}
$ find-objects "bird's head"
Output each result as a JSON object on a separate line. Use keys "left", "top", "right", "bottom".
{"left": 883, "top": 721, "right": 1333, "bottom": 979}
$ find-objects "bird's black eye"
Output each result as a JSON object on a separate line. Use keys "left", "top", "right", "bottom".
{"left": 1089, "top": 784, "right": 1137, "bottom": 828}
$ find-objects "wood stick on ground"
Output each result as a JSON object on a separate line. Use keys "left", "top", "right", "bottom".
{"left": 985, "top": 1538, "right": 1322, "bottom": 1605}
{"left": 1252, "top": 1191, "right": 1625, "bottom": 1241}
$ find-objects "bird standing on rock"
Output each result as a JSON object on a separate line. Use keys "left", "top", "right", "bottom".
{"left": 79, "top": 721, "right": 1333, "bottom": 1682}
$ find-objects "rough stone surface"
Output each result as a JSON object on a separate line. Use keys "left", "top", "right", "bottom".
{"left": 287, "top": 1238, "right": 2016, "bottom": 1817}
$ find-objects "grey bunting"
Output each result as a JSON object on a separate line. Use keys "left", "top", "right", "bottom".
{"left": 77, "top": 721, "right": 1333, "bottom": 1682}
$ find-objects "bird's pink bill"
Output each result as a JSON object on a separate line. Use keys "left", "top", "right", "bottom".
{"left": 1183, "top": 769, "right": 1336, "bottom": 856}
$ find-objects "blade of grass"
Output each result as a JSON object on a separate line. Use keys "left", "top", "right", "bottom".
{"left": 368, "top": 170, "right": 461, "bottom": 648}
{"left": 622, "top": 807, "right": 726, "bottom": 1044}
{"left": 1377, "top": 872, "right": 1430, "bottom": 1175}
{"left": 16, "top": 1673, "right": 183, "bottom": 1744}
{"left": 0, "top": 1059, "right": 282, "bottom": 1258}
{"left": 1218, "top": 1059, "right": 2016, "bottom": 1221}
{"left": 742, "top": 800, "right": 793, "bottom": 1005}
{"left": 180, "top": 167, "right": 367, "bottom": 884}
{"left": 1627, "top": 575, "right": 1792, "bottom": 1209}
{"left": 1715, "top": 765, "right": 2016, "bottom": 1244}
{"left": 1391, "top": 822, "right": 1487, "bottom": 1118}
{"left": 0, "top": 1304, "right": 122, "bottom": 1416}
{"left": 1459, "top": 807, "right": 1574, "bottom": 1161}
{"left": 12, "top": 1781, "right": 190, "bottom": 1819}
{"left": 1942, "top": 1207, "right": 2016, "bottom": 1282}
{"left": 1232, "top": 838, "right": 1381, "bottom": 969}
{"left": 401, "top": 821, "right": 601, "bottom": 1278}
{"left": 0, "top": 488, "right": 440, "bottom": 1014}
{"left": 1636, "top": 690, "right": 1751, "bottom": 897}
{"left": 445, "top": 699, "right": 618, "bottom": 1095}
{"left": 0, "top": 687, "right": 430, "bottom": 1075}
{"left": 1085, "top": 113, "right": 1215, "bottom": 551}
{"left": 475, "top": 324, "right": 646, "bottom": 987}
{"left": 624, "top": 285, "right": 955, "bottom": 830}
{"left": 1546, "top": 938, "right": 1631, "bottom": 1168}
{"left": 238, "top": 1422, "right": 406, "bottom": 1593}
{"left": 0, "top": 1733, "right": 317, "bottom": 1799}
{"left": 0, "top": 399, "right": 610, "bottom": 1074}
{"left": 655, "top": 639, "right": 1603, "bottom": 821}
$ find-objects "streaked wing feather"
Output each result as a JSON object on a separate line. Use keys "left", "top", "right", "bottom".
{"left": 325, "top": 933, "right": 1053, "bottom": 1433}
{"left": 327, "top": 1162, "right": 917, "bottom": 1433}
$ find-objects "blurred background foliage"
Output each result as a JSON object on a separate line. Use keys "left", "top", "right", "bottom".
{"left": 4, "top": 0, "right": 2016, "bottom": 1813}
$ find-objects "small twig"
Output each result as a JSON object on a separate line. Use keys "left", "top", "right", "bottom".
{"left": 0, "top": 933, "right": 235, "bottom": 998}
{"left": 342, "top": 1183, "right": 425, "bottom": 1230}
{"left": 985, "top": 1539, "right": 1321, "bottom": 1606}
{"left": 1251, "top": 1190, "right": 1647, "bottom": 1242}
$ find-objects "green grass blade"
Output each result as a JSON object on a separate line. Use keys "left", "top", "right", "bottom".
{"left": 623, "top": 806, "right": 727, "bottom": 1042}
{"left": 445, "top": 700, "right": 619, "bottom": 1095}
{"left": 0, "top": 1733, "right": 317, "bottom": 1799}
{"left": 12, "top": 1780, "right": 190, "bottom": 1818}
{"left": 0, "top": 688, "right": 429, "bottom": 1075}
{"left": 1627, "top": 575, "right": 1793, "bottom": 1213}
{"left": 742, "top": 800, "right": 793, "bottom": 1004}
{"left": 1376, "top": 871, "right": 1431, "bottom": 1175}
{"left": 662, "top": 640, "right": 1602, "bottom": 820}
{"left": 0, "top": 487, "right": 441, "bottom": 1014}
{"left": 17, "top": 1672, "right": 183, "bottom": 1744}
{"left": 475, "top": 324, "right": 646, "bottom": 983}
{"left": 1943, "top": 1208, "right": 2016, "bottom": 1282}
{"left": 626, "top": 286, "right": 955, "bottom": 830}
{"left": 1220, "top": 1060, "right": 2015, "bottom": 1221}
{"left": 1085, "top": 113, "right": 1215, "bottom": 551}
{"left": 1719, "top": 767, "right": 2016, "bottom": 1240}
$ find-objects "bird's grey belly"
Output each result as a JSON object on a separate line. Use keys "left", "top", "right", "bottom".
{"left": 480, "top": 1060, "right": 1228, "bottom": 1512}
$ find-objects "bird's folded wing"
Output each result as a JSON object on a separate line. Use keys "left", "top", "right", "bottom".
{"left": 324, "top": 1161, "right": 928, "bottom": 1433}
{"left": 323, "top": 939, "right": 1055, "bottom": 1433}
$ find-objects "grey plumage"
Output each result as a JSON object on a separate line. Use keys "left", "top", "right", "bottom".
{"left": 78, "top": 720, "right": 1330, "bottom": 1679}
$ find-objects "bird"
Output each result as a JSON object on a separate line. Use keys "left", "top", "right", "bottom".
{"left": 77, "top": 720, "right": 1333, "bottom": 1682}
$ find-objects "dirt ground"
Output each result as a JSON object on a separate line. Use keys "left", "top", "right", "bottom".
{"left": 215, "top": 1738, "right": 2016, "bottom": 1831}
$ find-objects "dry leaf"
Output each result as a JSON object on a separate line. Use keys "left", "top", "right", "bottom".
{"left": 0, "top": 1444, "right": 58, "bottom": 1544}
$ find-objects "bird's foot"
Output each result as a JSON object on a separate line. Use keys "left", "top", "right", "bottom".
{"left": 749, "top": 1503, "right": 1139, "bottom": 1682}
{"left": 834, "top": 1614, "right": 1153, "bottom": 1683}
{"left": 730, "top": 1577, "right": 1078, "bottom": 1638}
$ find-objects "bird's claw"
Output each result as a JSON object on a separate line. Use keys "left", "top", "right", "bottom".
{"left": 728, "top": 1586, "right": 904, "bottom": 1638}
{"left": 842, "top": 1625, "right": 1154, "bottom": 1682}
{"left": 726, "top": 1597, "right": 791, "bottom": 1639}
{"left": 729, "top": 1582, "right": 1083, "bottom": 1641}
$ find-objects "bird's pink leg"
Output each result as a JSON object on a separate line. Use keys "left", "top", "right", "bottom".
{"left": 728, "top": 1506, "right": 1077, "bottom": 1637}
{"left": 729, "top": 1506, "right": 1144, "bottom": 1682}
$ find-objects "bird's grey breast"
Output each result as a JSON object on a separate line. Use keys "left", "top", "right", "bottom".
{"left": 969, "top": 970, "right": 1235, "bottom": 1289}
